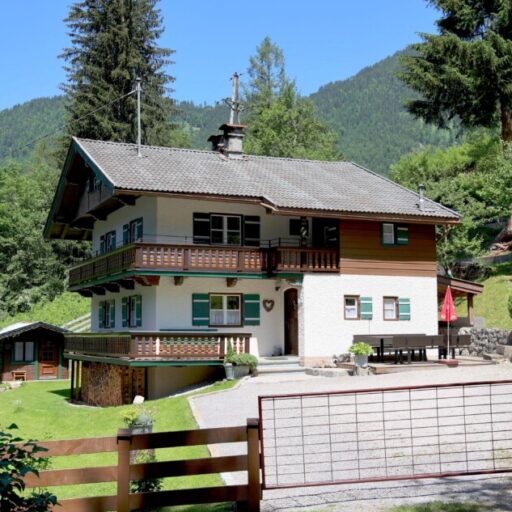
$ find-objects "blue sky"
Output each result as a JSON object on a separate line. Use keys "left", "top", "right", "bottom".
{"left": 0, "top": 1, "right": 439, "bottom": 111}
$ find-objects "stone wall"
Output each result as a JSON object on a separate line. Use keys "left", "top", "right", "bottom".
{"left": 459, "top": 327, "right": 512, "bottom": 356}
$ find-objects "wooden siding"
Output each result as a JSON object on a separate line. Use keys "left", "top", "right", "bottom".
{"left": 339, "top": 220, "right": 437, "bottom": 277}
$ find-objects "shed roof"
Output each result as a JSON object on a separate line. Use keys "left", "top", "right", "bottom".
{"left": 0, "top": 322, "right": 68, "bottom": 340}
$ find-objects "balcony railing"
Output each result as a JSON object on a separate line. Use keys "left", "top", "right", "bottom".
{"left": 65, "top": 332, "right": 251, "bottom": 360}
{"left": 68, "top": 242, "right": 340, "bottom": 287}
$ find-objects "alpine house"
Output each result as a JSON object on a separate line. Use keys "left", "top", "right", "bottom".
{"left": 44, "top": 114, "right": 460, "bottom": 405}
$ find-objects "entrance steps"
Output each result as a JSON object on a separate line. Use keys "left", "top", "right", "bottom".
{"left": 256, "top": 356, "right": 305, "bottom": 376}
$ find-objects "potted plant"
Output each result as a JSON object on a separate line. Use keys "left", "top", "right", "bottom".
{"left": 225, "top": 353, "right": 258, "bottom": 378}
{"left": 348, "top": 342, "right": 374, "bottom": 368}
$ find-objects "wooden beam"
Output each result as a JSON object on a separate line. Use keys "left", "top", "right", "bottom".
{"left": 133, "top": 275, "right": 160, "bottom": 287}
{"left": 117, "top": 279, "right": 135, "bottom": 290}
{"left": 226, "top": 277, "right": 238, "bottom": 288}
{"left": 78, "top": 289, "right": 94, "bottom": 298}
{"left": 174, "top": 276, "right": 185, "bottom": 286}
{"left": 91, "top": 286, "right": 106, "bottom": 296}
{"left": 104, "top": 283, "right": 120, "bottom": 293}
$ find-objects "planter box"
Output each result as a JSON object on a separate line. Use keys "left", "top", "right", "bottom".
{"left": 233, "top": 365, "right": 251, "bottom": 379}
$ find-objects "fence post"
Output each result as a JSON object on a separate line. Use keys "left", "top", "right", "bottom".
{"left": 117, "top": 428, "right": 132, "bottom": 512}
{"left": 247, "top": 418, "right": 261, "bottom": 512}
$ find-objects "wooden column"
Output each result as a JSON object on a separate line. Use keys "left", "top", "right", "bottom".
{"left": 468, "top": 293, "right": 475, "bottom": 326}
{"left": 116, "top": 428, "right": 132, "bottom": 512}
{"left": 70, "top": 360, "right": 75, "bottom": 401}
{"left": 246, "top": 418, "right": 261, "bottom": 512}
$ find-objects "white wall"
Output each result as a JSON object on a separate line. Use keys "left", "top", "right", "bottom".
{"left": 301, "top": 274, "right": 439, "bottom": 357}
{"left": 91, "top": 196, "right": 157, "bottom": 255}
{"left": 90, "top": 285, "right": 157, "bottom": 332}
{"left": 154, "top": 277, "right": 285, "bottom": 357}
{"left": 155, "top": 196, "right": 304, "bottom": 245}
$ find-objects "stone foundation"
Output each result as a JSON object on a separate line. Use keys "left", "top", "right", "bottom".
{"left": 459, "top": 328, "right": 512, "bottom": 357}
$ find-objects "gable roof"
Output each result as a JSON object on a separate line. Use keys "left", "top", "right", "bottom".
{"left": 0, "top": 321, "right": 68, "bottom": 340}
{"left": 45, "top": 137, "right": 460, "bottom": 239}
{"left": 77, "top": 138, "right": 459, "bottom": 218}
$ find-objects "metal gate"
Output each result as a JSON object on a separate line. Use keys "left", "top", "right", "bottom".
{"left": 258, "top": 380, "right": 512, "bottom": 489}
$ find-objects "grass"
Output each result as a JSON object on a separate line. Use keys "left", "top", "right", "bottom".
{"left": 0, "top": 292, "right": 90, "bottom": 329}
{"left": 455, "top": 262, "right": 512, "bottom": 329}
{"left": 0, "top": 379, "right": 237, "bottom": 502}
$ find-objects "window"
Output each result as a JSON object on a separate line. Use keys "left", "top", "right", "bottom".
{"left": 383, "top": 297, "right": 398, "bottom": 321}
{"left": 14, "top": 341, "right": 34, "bottom": 362}
{"left": 123, "top": 218, "right": 143, "bottom": 245}
{"left": 100, "top": 230, "right": 117, "bottom": 254}
{"left": 209, "top": 294, "right": 241, "bottom": 326}
{"left": 122, "top": 295, "right": 142, "bottom": 328}
{"left": 210, "top": 215, "right": 241, "bottom": 245}
{"left": 344, "top": 296, "right": 359, "bottom": 320}
{"left": 289, "top": 218, "right": 301, "bottom": 237}
{"left": 99, "top": 300, "right": 116, "bottom": 328}
{"left": 381, "top": 223, "right": 409, "bottom": 246}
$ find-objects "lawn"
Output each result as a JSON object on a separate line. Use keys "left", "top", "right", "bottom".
{"left": 0, "top": 379, "right": 237, "bottom": 504}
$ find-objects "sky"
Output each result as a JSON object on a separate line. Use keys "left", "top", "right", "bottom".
{"left": 0, "top": 1, "right": 440, "bottom": 111}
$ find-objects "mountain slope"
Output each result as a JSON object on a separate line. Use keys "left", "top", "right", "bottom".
{"left": 0, "top": 51, "right": 459, "bottom": 173}
{"left": 310, "top": 51, "right": 459, "bottom": 173}
{"left": 0, "top": 96, "right": 67, "bottom": 162}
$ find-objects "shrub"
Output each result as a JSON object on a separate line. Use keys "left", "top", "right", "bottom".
{"left": 225, "top": 353, "right": 259, "bottom": 369}
{"left": 348, "top": 342, "right": 374, "bottom": 356}
{"left": 0, "top": 424, "right": 57, "bottom": 511}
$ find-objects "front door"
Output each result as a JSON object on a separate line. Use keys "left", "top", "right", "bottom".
{"left": 38, "top": 340, "right": 59, "bottom": 379}
{"left": 284, "top": 289, "right": 298, "bottom": 355}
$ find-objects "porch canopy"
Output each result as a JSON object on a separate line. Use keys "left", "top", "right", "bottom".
{"left": 437, "top": 275, "right": 484, "bottom": 327}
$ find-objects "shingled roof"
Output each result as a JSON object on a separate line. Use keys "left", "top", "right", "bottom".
{"left": 73, "top": 137, "right": 458, "bottom": 221}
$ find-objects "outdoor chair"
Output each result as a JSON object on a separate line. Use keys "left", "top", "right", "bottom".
{"left": 405, "top": 336, "right": 431, "bottom": 363}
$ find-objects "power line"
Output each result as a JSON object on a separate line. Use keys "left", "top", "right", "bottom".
{"left": 1, "top": 89, "right": 137, "bottom": 161}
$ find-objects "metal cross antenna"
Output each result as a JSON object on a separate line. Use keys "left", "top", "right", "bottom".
{"left": 135, "top": 77, "right": 142, "bottom": 157}
{"left": 224, "top": 72, "right": 245, "bottom": 125}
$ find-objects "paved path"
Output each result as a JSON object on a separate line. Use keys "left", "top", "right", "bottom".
{"left": 190, "top": 364, "right": 512, "bottom": 511}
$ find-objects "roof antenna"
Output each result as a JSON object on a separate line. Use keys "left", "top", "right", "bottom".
{"left": 135, "top": 77, "right": 142, "bottom": 157}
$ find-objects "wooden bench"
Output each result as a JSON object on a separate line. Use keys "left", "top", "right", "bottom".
{"left": 11, "top": 370, "right": 26, "bottom": 381}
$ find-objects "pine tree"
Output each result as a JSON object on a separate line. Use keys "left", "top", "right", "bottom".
{"left": 61, "top": 0, "right": 179, "bottom": 146}
{"left": 399, "top": 1, "right": 512, "bottom": 142}
{"left": 243, "top": 37, "right": 342, "bottom": 161}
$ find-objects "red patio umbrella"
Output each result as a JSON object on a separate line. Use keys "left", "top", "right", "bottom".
{"left": 440, "top": 286, "right": 458, "bottom": 359}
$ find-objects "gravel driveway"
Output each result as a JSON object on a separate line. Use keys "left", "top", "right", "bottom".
{"left": 190, "top": 364, "right": 512, "bottom": 511}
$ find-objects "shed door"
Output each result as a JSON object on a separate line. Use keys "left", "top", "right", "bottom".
{"left": 39, "top": 341, "right": 58, "bottom": 379}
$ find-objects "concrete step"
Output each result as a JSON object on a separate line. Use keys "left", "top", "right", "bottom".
{"left": 256, "top": 357, "right": 304, "bottom": 375}
{"left": 255, "top": 365, "right": 306, "bottom": 375}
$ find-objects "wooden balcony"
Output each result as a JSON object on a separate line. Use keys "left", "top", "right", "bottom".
{"left": 64, "top": 332, "right": 251, "bottom": 361}
{"left": 68, "top": 242, "right": 340, "bottom": 288}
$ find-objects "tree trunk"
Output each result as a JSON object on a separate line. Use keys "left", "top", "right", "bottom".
{"left": 501, "top": 105, "right": 511, "bottom": 143}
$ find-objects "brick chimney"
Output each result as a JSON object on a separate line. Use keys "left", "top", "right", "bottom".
{"left": 208, "top": 72, "right": 245, "bottom": 159}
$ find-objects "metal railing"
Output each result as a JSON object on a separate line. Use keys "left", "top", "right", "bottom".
{"left": 258, "top": 380, "right": 512, "bottom": 489}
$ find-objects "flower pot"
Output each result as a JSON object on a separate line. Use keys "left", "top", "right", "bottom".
{"left": 224, "top": 363, "right": 234, "bottom": 380}
{"left": 354, "top": 355, "right": 369, "bottom": 368}
{"left": 232, "top": 365, "right": 251, "bottom": 379}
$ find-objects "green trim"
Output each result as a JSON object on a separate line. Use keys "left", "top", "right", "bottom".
{"left": 275, "top": 273, "right": 304, "bottom": 281}
{"left": 64, "top": 353, "right": 223, "bottom": 367}
{"left": 70, "top": 269, "right": 269, "bottom": 290}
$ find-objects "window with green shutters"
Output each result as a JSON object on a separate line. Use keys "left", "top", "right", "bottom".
{"left": 122, "top": 295, "right": 142, "bottom": 327}
{"left": 381, "top": 223, "right": 409, "bottom": 246}
{"left": 99, "top": 300, "right": 115, "bottom": 328}
{"left": 398, "top": 297, "right": 411, "bottom": 321}
{"left": 192, "top": 294, "right": 209, "bottom": 326}
{"left": 243, "top": 294, "right": 260, "bottom": 326}
{"left": 123, "top": 218, "right": 143, "bottom": 245}
{"left": 360, "top": 297, "right": 373, "bottom": 320}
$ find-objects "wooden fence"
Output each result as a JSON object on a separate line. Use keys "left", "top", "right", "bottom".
{"left": 23, "top": 419, "right": 261, "bottom": 512}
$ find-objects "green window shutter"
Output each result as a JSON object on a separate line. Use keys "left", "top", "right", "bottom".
{"left": 135, "top": 295, "right": 142, "bottom": 327}
{"left": 244, "top": 294, "right": 260, "bottom": 326}
{"left": 99, "top": 235, "right": 105, "bottom": 255}
{"left": 122, "top": 297, "right": 128, "bottom": 328}
{"left": 136, "top": 218, "right": 143, "bottom": 241}
{"left": 396, "top": 226, "right": 409, "bottom": 245}
{"left": 192, "top": 293, "right": 209, "bottom": 326}
{"left": 98, "top": 301, "right": 105, "bottom": 328}
{"left": 110, "top": 231, "right": 117, "bottom": 251}
{"left": 123, "top": 224, "right": 129, "bottom": 245}
{"left": 109, "top": 299, "right": 116, "bottom": 327}
{"left": 360, "top": 297, "right": 373, "bottom": 320}
{"left": 398, "top": 298, "right": 411, "bottom": 321}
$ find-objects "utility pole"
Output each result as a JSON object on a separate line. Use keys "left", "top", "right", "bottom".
{"left": 135, "top": 77, "right": 142, "bottom": 157}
